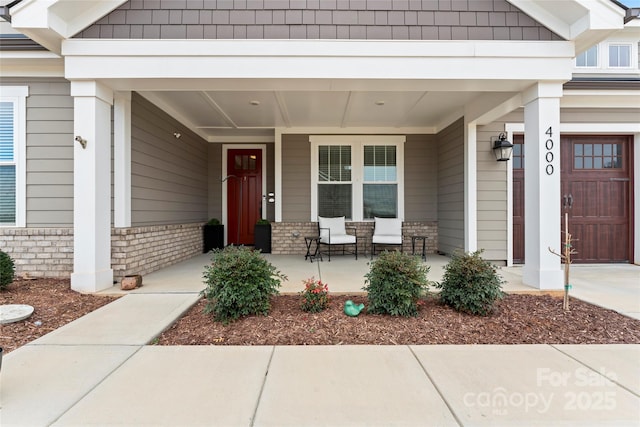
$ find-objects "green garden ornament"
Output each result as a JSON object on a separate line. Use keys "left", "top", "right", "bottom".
{"left": 344, "top": 300, "right": 365, "bottom": 317}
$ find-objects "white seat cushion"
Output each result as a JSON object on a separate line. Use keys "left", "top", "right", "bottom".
{"left": 373, "top": 217, "right": 402, "bottom": 245}
{"left": 318, "top": 216, "right": 353, "bottom": 244}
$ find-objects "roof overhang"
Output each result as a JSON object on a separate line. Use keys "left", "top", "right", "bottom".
{"left": 8, "top": 0, "right": 127, "bottom": 53}
{"left": 508, "top": 0, "right": 625, "bottom": 53}
{"left": 6, "top": 0, "right": 627, "bottom": 56}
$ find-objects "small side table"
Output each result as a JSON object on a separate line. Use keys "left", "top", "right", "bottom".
{"left": 410, "top": 235, "right": 427, "bottom": 261}
{"left": 304, "top": 236, "right": 323, "bottom": 263}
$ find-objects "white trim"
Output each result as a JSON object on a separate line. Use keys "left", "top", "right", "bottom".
{"left": 0, "top": 86, "right": 28, "bottom": 228}
{"left": 309, "top": 135, "right": 405, "bottom": 222}
{"left": 221, "top": 144, "right": 267, "bottom": 245}
{"left": 464, "top": 122, "right": 477, "bottom": 252}
{"left": 114, "top": 91, "right": 131, "bottom": 228}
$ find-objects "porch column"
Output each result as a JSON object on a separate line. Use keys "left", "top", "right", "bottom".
{"left": 70, "top": 81, "right": 114, "bottom": 293}
{"left": 114, "top": 91, "right": 131, "bottom": 228}
{"left": 522, "top": 82, "right": 563, "bottom": 290}
{"left": 464, "top": 121, "right": 478, "bottom": 252}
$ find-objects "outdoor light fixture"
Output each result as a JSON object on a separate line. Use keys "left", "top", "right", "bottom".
{"left": 173, "top": 132, "right": 181, "bottom": 139}
{"left": 491, "top": 133, "right": 513, "bottom": 162}
{"left": 74, "top": 136, "right": 87, "bottom": 149}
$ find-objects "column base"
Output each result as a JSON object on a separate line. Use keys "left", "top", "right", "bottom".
{"left": 522, "top": 266, "right": 564, "bottom": 290}
{"left": 71, "top": 269, "right": 114, "bottom": 293}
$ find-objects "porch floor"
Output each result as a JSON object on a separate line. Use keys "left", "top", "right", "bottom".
{"left": 101, "top": 252, "right": 639, "bottom": 320}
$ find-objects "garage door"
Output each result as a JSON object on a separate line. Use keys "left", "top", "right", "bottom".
{"left": 512, "top": 135, "right": 633, "bottom": 264}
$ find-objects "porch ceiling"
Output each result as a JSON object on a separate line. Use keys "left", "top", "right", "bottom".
{"left": 139, "top": 88, "right": 489, "bottom": 142}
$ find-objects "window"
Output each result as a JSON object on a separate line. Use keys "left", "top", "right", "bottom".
{"left": 574, "top": 143, "right": 623, "bottom": 169}
{"left": 576, "top": 45, "right": 598, "bottom": 67}
{"left": 608, "top": 44, "right": 631, "bottom": 68}
{"left": 0, "top": 86, "right": 27, "bottom": 227}
{"left": 311, "top": 135, "right": 404, "bottom": 221}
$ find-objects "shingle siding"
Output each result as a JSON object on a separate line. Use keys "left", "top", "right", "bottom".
{"left": 75, "top": 0, "right": 562, "bottom": 40}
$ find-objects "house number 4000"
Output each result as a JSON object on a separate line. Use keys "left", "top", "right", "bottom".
{"left": 545, "top": 126, "right": 554, "bottom": 175}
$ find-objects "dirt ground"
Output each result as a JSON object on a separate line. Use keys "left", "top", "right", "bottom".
{"left": 157, "top": 294, "right": 640, "bottom": 346}
{"left": 0, "top": 278, "right": 117, "bottom": 353}
{"left": 2, "top": 278, "right": 639, "bottom": 353}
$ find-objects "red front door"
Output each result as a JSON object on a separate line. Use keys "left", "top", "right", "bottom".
{"left": 227, "top": 149, "right": 262, "bottom": 245}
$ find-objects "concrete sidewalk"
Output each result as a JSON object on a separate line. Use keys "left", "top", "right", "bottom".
{"left": 2, "top": 255, "right": 639, "bottom": 426}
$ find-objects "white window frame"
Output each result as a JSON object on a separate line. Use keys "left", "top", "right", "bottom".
{"left": 0, "top": 86, "right": 28, "bottom": 227}
{"left": 575, "top": 45, "right": 599, "bottom": 68}
{"left": 607, "top": 43, "right": 633, "bottom": 68}
{"left": 310, "top": 135, "right": 405, "bottom": 221}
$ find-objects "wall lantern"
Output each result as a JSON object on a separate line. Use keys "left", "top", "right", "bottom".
{"left": 491, "top": 133, "right": 513, "bottom": 162}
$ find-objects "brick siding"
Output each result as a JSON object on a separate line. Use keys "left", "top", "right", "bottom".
{"left": 272, "top": 220, "right": 437, "bottom": 256}
{"left": 0, "top": 223, "right": 203, "bottom": 281}
{"left": 0, "top": 228, "right": 74, "bottom": 278}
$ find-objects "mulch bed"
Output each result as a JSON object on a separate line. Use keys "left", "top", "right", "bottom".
{"left": 0, "top": 278, "right": 118, "bottom": 353}
{"left": 156, "top": 294, "right": 640, "bottom": 346}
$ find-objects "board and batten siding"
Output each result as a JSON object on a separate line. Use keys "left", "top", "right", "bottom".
{"left": 437, "top": 118, "right": 464, "bottom": 254}
{"left": 1, "top": 78, "right": 74, "bottom": 227}
{"left": 405, "top": 134, "right": 438, "bottom": 221}
{"left": 281, "top": 134, "right": 311, "bottom": 222}
{"left": 130, "top": 93, "right": 208, "bottom": 226}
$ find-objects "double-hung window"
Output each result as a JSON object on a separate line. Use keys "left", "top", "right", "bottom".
{"left": 0, "top": 86, "right": 28, "bottom": 227}
{"left": 575, "top": 45, "right": 598, "bottom": 67}
{"left": 608, "top": 44, "right": 631, "bottom": 68}
{"left": 311, "top": 135, "right": 404, "bottom": 221}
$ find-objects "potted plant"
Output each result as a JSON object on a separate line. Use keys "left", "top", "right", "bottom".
{"left": 254, "top": 218, "right": 271, "bottom": 253}
{"left": 203, "top": 218, "right": 224, "bottom": 253}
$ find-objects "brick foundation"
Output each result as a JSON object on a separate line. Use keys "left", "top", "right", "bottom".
{"left": 271, "top": 221, "right": 438, "bottom": 256}
{"left": 111, "top": 223, "right": 203, "bottom": 281}
{"left": 0, "top": 228, "right": 74, "bottom": 278}
{"left": 0, "top": 223, "right": 204, "bottom": 281}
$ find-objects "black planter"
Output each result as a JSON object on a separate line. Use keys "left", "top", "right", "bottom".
{"left": 203, "top": 224, "right": 224, "bottom": 253}
{"left": 254, "top": 223, "right": 271, "bottom": 253}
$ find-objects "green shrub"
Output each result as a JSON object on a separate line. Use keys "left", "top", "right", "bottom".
{"left": 363, "top": 251, "right": 430, "bottom": 317}
{"left": 202, "top": 246, "right": 286, "bottom": 323}
{"left": 0, "top": 250, "right": 15, "bottom": 290}
{"left": 300, "top": 277, "right": 330, "bottom": 313}
{"left": 206, "top": 218, "right": 221, "bottom": 225}
{"left": 436, "top": 250, "right": 505, "bottom": 316}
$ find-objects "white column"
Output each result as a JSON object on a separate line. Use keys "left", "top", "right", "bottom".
{"left": 70, "top": 81, "right": 114, "bottom": 293}
{"left": 522, "top": 83, "right": 564, "bottom": 290}
{"left": 464, "top": 121, "right": 478, "bottom": 252}
{"left": 114, "top": 91, "right": 131, "bottom": 228}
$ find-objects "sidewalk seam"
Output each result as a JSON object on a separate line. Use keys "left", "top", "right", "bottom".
{"left": 408, "top": 345, "right": 463, "bottom": 427}
{"left": 249, "top": 345, "right": 276, "bottom": 427}
{"left": 46, "top": 345, "right": 145, "bottom": 427}
{"left": 550, "top": 344, "right": 640, "bottom": 398}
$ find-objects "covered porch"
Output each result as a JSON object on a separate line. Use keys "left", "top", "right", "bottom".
{"left": 97, "top": 252, "right": 640, "bottom": 320}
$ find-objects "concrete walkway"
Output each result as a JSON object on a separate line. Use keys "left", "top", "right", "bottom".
{"left": 1, "top": 254, "right": 639, "bottom": 426}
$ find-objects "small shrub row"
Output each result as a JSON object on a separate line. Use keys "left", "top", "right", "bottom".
{"left": 201, "top": 246, "right": 503, "bottom": 322}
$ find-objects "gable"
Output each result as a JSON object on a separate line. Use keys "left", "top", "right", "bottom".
{"left": 74, "top": 0, "right": 563, "bottom": 41}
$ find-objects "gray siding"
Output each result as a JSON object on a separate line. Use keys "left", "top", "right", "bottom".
{"left": 405, "top": 134, "right": 437, "bottom": 221}
{"left": 477, "top": 122, "right": 508, "bottom": 261}
{"left": 282, "top": 134, "right": 310, "bottom": 221}
{"left": 130, "top": 93, "right": 209, "bottom": 226}
{"left": 75, "top": 0, "right": 562, "bottom": 41}
{"left": 207, "top": 142, "right": 223, "bottom": 221}
{"left": 437, "top": 118, "right": 464, "bottom": 254}
{"left": 1, "top": 78, "right": 74, "bottom": 227}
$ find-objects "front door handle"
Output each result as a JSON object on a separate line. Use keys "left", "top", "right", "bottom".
{"left": 567, "top": 194, "right": 573, "bottom": 209}
{"left": 562, "top": 195, "right": 568, "bottom": 209}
